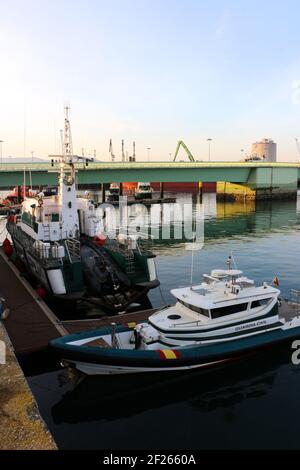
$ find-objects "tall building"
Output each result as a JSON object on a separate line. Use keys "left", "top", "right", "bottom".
{"left": 251, "top": 138, "right": 277, "bottom": 162}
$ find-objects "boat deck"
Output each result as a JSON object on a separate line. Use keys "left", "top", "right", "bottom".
{"left": 279, "top": 299, "right": 300, "bottom": 321}
{"left": 60, "top": 308, "right": 159, "bottom": 335}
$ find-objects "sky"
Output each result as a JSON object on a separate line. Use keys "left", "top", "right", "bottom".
{"left": 1, "top": 0, "right": 300, "bottom": 161}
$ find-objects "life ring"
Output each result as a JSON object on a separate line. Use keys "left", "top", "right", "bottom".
{"left": 38, "top": 197, "right": 43, "bottom": 207}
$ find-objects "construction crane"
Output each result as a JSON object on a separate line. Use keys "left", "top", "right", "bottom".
{"left": 121, "top": 139, "right": 125, "bottom": 162}
{"left": 295, "top": 138, "right": 300, "bottom": 158}
{"left": 173, "top": 140, "right": 195, "bottom": 162}
{"left": 109, "top": 139, "right": 115, "bottom": 162}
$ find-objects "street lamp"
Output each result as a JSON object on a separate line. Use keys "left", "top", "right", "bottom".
{"left": 0, "top": 140, "right": 3, "bottom": 166}
{"left": 240, "top": 149, "right": 244, "bottom": 160}
{"left": 207, "top": 138, "right": 212, "bottom": 161}
{"left": 31, "top": 150, "right": 34, "bottom": 162}
{"left": 147, "top": 147, "right": 151, "bottom": 162}
{"left": 169, "top": 153, "right": 172, "bottom": 161}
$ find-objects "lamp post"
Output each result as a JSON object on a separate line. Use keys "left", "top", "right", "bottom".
{"left": 0, "top": 140, "right": 3, "bottom": 166}
{"left": 31, "top": 150, "right": 34, "bottom": 162}
{"left": 207, "top": 138, "right": 212, "bottom": 161}
{"left": 240, "top": 149, "right": 244, "bottom": 160}
{"left": 147, "top": 147, "right": 151, "bottom": 162}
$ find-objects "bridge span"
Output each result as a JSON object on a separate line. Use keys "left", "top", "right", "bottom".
{"left": 0, "top": 161, "right": 299, "bottom": 199}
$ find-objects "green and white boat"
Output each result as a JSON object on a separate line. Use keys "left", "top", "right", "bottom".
{"left": 6, "top": 108, "right": 159, "bottom": 310}
{"left": 50, "top": 258, "right": 300, "bottom": 375}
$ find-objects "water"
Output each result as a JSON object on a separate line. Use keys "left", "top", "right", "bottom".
{"left": 2, "top": 193, "right": 300, "bottom": 449}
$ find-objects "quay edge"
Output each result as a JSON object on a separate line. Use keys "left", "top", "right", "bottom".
{"left": 0, "top": 323, "right": 57, "bottom": 450}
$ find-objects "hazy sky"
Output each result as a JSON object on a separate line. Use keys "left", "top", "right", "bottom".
{"left": 1, "top": 0, "right": 300, "bottom": 161}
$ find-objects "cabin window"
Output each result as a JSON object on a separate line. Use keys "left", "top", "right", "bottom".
{"left": 211, "top": 302, "right": 248, "bottom": 319}
{"left": 178, "top": 299, "right": 210, "bottom": 317}
{"left": 251, "top": 298, "right": 272, "bottom": 308}
{"left": 51, "top": 213, "right": 59, "bottom": 222}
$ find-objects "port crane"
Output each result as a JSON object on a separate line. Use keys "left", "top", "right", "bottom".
{"left": 109, "top": 139, "right": 115, "bottom": 162}
{"left": 173, "top": 140, "right": 195, "bottom": 162}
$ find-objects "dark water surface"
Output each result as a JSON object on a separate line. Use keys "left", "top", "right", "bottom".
{"left": 19, "top": 194, "right": 300, "bottom": 449}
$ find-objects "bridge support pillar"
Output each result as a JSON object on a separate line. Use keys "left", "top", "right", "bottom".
{"left": 160, "top": 182, "right": 164, "bottom": 199}
{"left": 101, "top": 184, "right": 106, "bottom": 203}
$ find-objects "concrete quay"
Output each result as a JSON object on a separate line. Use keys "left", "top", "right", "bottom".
{"left": 0, "top": 323, "right": 57, "bottom": 450}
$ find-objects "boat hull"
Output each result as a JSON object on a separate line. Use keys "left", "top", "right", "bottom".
{"left": 50, "top": 321, "right": 300, "bottom": 375}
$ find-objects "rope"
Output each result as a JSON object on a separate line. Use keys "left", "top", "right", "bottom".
{"left": 158, "top": 284, "right": 167, "bottom": 305}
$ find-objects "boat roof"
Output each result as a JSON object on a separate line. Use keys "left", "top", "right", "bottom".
{"left": 171, "top": 283, "right": 280, "bottom": 310}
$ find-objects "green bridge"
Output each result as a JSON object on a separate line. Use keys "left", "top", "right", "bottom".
{"left": 0, "top": 161, "right": 299, "bottom": 198}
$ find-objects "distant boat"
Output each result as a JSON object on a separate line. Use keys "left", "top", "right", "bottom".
{"left": 106, "top": 183, "right": 120, "bottom": 202}
{"left": 134, "top": 182, "right": 153, "bottom": 200}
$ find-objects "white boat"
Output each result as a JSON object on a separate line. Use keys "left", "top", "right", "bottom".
{"left": 50, "top": 257, "right": 300, "bottom": 374}
{"left": 134, "top": 182, "right": 153, "bottom": 200}
{"left": 106, "top": 183, "right": 120, "bottom": 202}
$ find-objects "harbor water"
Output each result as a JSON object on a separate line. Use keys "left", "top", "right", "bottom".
{"left": 1, "top": 192, "right": 300, "bottom": 449}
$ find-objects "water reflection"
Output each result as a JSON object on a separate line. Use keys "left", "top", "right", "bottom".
{"left": 51, "top": 346, "right": 290, "bottom": 425}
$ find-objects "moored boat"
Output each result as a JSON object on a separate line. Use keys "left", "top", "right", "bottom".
{"left": 50, "top": 257, "right": 300, "bottom": 374}
{"left": 6, "top": 107, "right": 159, "bottom": 311}
{"left": 134, "top": 182, "right": 153, "bottom": 200}
{"left": 106, "top": 183, "right": 120, "bottom": 202}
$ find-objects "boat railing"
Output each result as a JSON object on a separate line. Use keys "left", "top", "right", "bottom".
{"left": 290, "top": 289, "right": 300, "bottom": 316}
{"left": 170, "top": 319, "right": 203, "bottom": 328}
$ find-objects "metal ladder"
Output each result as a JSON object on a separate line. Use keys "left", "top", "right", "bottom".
{"left": 42, "top": 224, "right": 50, "bottom": 241}
{"left": 65, "top": 238, "right": 81, "bottom": 263}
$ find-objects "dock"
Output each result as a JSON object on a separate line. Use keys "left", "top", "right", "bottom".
{"left": 108, "top": 196, "right": 176, "bottom": 206}
{"left": 0, "top": 323, "right": 56, "bottom": 450}
{"left": 0, "top": 249, "right": 158, "bottom": 355}
{"left": 0, "top": 250, "right": 67, "bottom": 355}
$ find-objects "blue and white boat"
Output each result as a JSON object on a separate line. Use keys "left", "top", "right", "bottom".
{"left": 50, "top": 259, "right": 300, "bottom": 375}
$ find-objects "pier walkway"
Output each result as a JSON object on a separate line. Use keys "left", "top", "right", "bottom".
{"left": 0, "top": 324, "right": 56, "bottom": 450}
{"left": 0, "top": 250, "right": 66, "bottom": 355}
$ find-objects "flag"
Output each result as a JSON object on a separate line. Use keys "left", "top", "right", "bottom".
{"left": 273, "top": 276, "right": 279, "bottom": 287}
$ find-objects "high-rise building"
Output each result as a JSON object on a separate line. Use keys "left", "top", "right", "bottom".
{"left": 251, "top": 138, "right": 277, "bottom": 162}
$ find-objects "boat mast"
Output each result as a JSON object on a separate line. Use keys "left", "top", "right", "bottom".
{"left": 58, "top": 106, "right": 79, "bottom": 239}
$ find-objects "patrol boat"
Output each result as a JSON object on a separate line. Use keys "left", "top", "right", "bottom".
{"left": 50, "top": 257, "right": 300, "bottom": 374}
{"left": 6, "top": 107, "right": 159, "bottom": 308}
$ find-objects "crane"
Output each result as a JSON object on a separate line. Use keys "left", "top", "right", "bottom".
{"left": 173, "top": 140, "right": 195, "bottom": 162}
{"left": 295, "top": 138, "right": 300, "bottom": 158}
{"left": 121, "top": 139, "right": 125, "bottom": 162}
{"left": 109, "top": 139, "right": 115, "bottom": 162}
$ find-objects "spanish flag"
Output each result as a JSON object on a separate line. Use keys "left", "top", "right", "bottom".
{"left": 273, "top": 276, "right": 279, "bottom": 287}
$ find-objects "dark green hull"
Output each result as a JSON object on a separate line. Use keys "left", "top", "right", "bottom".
{"left": 50, "top": 322, "right": 300, "bottom": 373}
